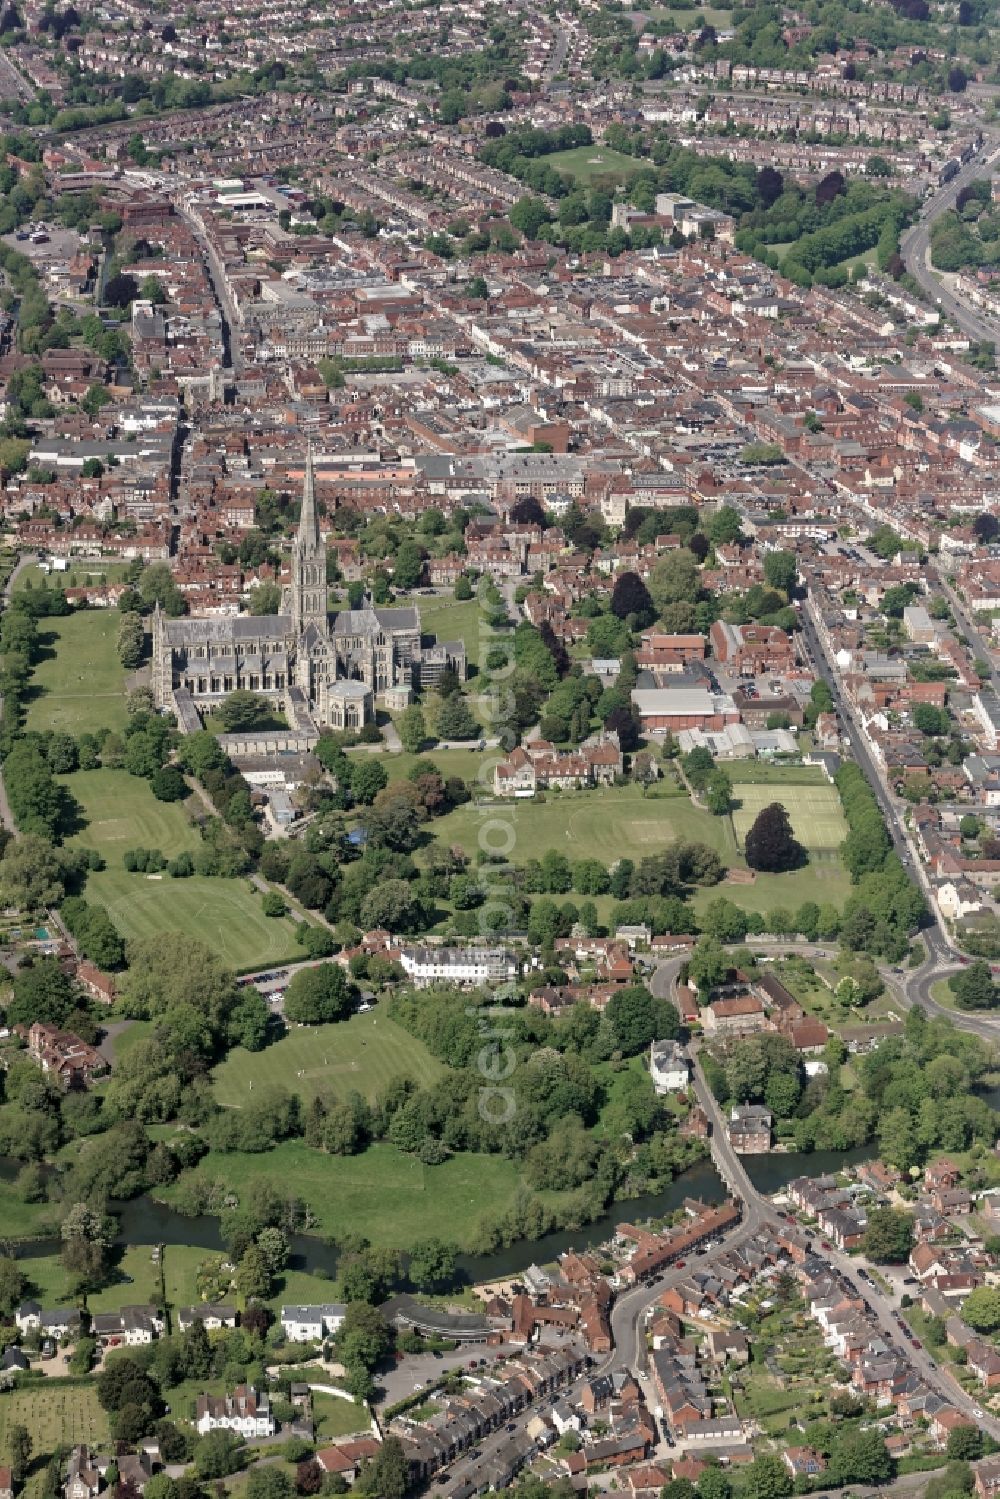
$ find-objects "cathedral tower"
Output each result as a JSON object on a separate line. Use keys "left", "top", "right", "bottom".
{"left": 290, "top": 445, "right": 327, "bottom": 635}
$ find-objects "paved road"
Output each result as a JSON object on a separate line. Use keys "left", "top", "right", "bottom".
{"left": 932, "top": 564, "right": 999, "bottom": 689}
{"left": 899, "top": 137, "right": 1000, "bottom": 344}
{"left": 173, "top": 195, "right": 244, "bottom": 374}
{"left": 800, "top": 601, "right": 953, "bottom": 962}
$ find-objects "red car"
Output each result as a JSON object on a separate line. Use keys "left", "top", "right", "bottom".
{"left": 821, "top": 1241, "right": 832, "bottom": 1251}
{"left": 674, "top": 1259, "right": 686, "bottom": 1269}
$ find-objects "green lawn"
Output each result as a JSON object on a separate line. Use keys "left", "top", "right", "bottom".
{"left": 545, "top": 144, "right": 651, "bottom": 185}
{"left": 163, "top": 1141, "right": 544, "bottom": 1250}
{"left": 727, "top": 764, "right": 830, "bottom": 786}
{"left": 16, "top": 561, "right": 134, "bottom": 590}
{"left": 649, "top": 4, "right": 732, "bottom": 25}
{"left": 430, "top": 780, "right": 853, "bottom": 914}
{"left": 357, "top": 746, "right": 497, "bottom": 785}
{"left": 26, "top": 609, "right": 129, "bottom": 734}
{"left": 80, "top": 867, "right": 302, "bottom": 970}
{"left": 429, "top": 783, "right": 718, "bottom": 865}
{"left": 417, "top": 595, "right": 488, "bottom": 670}
{"left": 314, "top": 1393, "right": 371, "bottom": 1439}
{"left": 0, "top": 1384, "right": 108, "bottom": 1456}
{"left": 12, "top": 1242, "right": 210, "bottom": 1316}
{"left": 65, "top": 767, "right": 198, "bottom": 860}
{"left": 213, "top": 1007, "right": 444, "bottom": 1107}
{"left": 0, "top": 1174, "right": 61, "bottom": 1241}
{"left": 730, "top": 782, "right": 848, "bottom": 853}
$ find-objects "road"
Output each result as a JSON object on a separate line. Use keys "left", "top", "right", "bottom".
{"left": 899, "top": 138, "right": 1000, "bottom": 345}
{"left": 931, "top": 564, "right": 999, "bottom": 691}
{"left": 800, "top": 601, "right": 955, "bottom": 963}
{"left": 173, "top": 194, "right": 244, "bottom": 374}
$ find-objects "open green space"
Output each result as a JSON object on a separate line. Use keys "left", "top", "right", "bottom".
{"left": 416, "top": 595, "right": 488, "bottom": 670}
{"left": 16, "top": 561, "right": 134, "bottom": 591}
{"left": 65, "top": 767, "right": 197, "bottom": 860}
{"left": 213, "top": 1006, "right": 444, "bottom": 1108}
{"left": 731, "top": 781, "right": 848, "bottom": 853}
{"left": 81, "top": 867, "right": 302, "bottom": 970}
{"left": 313, "top": 1393, "right": 371, "bottom": 1439}
{"left": 429, "top": 782, "right": 713, "bottom": 866}
{"left": 0, "top": 1383, "right": 109, "bottom": 1456}
{"left": 727, "top": 763, "right": 830, "bottom": 786}
{"left": 545, "top": 145, "right": 652, "bottom": 185}
{"left": 349, "top": 745, "right": 497, "bottom": 787}
{"left": 0, "top": 1175, "right": 61, "bottom": 1241}
{"left": 162, "top": 1141, "right": 551, "bottom": 1250}
{"left": 26, "top": 609, "right": 128, "bottom": 735}
{"left": 648, "top": 4, "right": 733, "bottom": 25}
{"left": 429, "top": 779, "right": 853, "bottom": 912}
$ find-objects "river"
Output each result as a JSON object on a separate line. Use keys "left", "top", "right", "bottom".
{"left": 2, "top": 1144, "right": 874, "bottom": 1287}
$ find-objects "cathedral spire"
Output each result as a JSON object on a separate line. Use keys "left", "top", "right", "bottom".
{"left": 298, "top": 443, "right": 319, "bottom": 553}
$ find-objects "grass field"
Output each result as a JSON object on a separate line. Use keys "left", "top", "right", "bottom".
{"left": 357, "top": 746, "right": 497, "bottom": 787}
{"left": 213, "top": 1007, "right": 444, "bottom": 1107}
{"left": 0, "top": 1173, "right": 60, "bottom": 1241}
{"left": 731, "top": 783, "right": 848, "bottom": 853}
{"left": 418, "top": 595, "right": 488, "bottom": 670}
{"left": 429, "top": 783, "right": 714, "bottom": 865}
{"left": 545, "top": 144, "right": 651, "bottom": 185}
{"left": 163, "top": 1141, "right": 544, "bottom": 1249}
{"left": 431, "top": 780, "right": 853, "bottom": 913}
{"left": 26, "top": 610, "right": 128, "bottom": 735}
{"left": 0, "top": 1384, "right": 108, "bottom": 1456}
{"left": 65, "top": 768, "right": 198, "bottom": 859}
{"left": 80, "top": 868, "right": 302, "bottom": 970}
{"left": 16, "top": 561, "right": 134, "bottom": 591}
{"left": 727, "top": 763, "right": 830, "bottom": 786}
{"left": 314, "top": 1393, "right": 371, "bottom": 1439}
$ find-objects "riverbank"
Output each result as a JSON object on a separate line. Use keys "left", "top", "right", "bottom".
{"left": 2, "top": 1143, "right": 875, "bottom": 1306}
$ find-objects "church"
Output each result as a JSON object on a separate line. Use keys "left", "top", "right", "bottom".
{"left": 152, "top": 450, "right": 465, "bottom": 733}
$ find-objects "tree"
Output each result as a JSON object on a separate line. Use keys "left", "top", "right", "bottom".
{"left": 607, "top": 985, "right": 678, "bottom": 1055}
{"left": 354, "top": 1437, "right": 408, "bottom": 1499}
{"left": 151, "top": 765, "right": 187, "bottom": 802}
{"left": 948, "top": 63, "right": 968, "bottom": 91}
{"left": 193, "top": 1431, "right": 243, "bottom": 1479}
{"left": 961, "top": 1286, "right": 1000, "bottom": 1333}
{"left": 337, "top": 1301, "right": 394, "bottom": 1372}
{"left": 117, "top": 611, "right": 145, "bottom": 669}
{"left": 949, "top": 961, "right": 998, "bottom": 1011}
{"left": 217, "top": 690, "right": 271, "bottom": 732}
{"left": 61, "top": 1201, "right": 113, "bottom": 1292}
{"left": 610, "top": 571, "right": 654, "bottom": 625}
{"left": 829, "top": 1429, "right": 892, "bottom": 1486}
{"left": 408, "top": 1238, "right": 458, "bottom": 1293}
{"left": 947, "top": 1427, "right": 983, "bottom": 1462}
{"left": 246, "top": 1471, "right": 293, "bottom": 1499}
{"left": 435, "top": 694, "right": 479, "bottom": 741}
{"left": 104, "top": 272, "right": 138, "bottom": 308}
{"left": 742, "top": 1454, "right": 791, "bottom": 1499}
{"left": 397, "top": 705, "right": 427, "bottom": 754}
{"left": 392, "top": 540, "right": 424, "bottom": 591}
{"left": 349, "top": 759, "right": 388, "bottom": 805}
{"left": 0, "top": 835, "right": 68, "bottom": 910}
{"left": 649, "top": 549, "right": 700, "bottom": 617}
{"left": 705, "top": 769, "right": 732, "bottom": 816}
{"left": 688, "top": 937, "right": 728, "bottom": 991}
{"left": 763, "top": 551, "right": 796, "bottom": 596}
{"left": 284, "top": 963, "right": 354, "bottom": 1024}
{"left": 744, "top": 803, "right": 804, "bottom": 873}
{"left": 0, "top": 1255, "right": 26, "bottom": 1317}
{"left": 262, "top": 892, "right": 286, "bottom": 918}
{"left": 862, "top": 1207, "right": 914, "bottom": 1264}
{"left": 235, "top": 1243, "right": 272, "bottom": 1300}
{"left": 7, "top": 1425, "right": 31, "bottom": 1485}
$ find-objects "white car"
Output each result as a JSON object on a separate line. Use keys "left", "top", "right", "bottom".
{"left": 973, "top": 1407, "right": 985, "bottom": 1420}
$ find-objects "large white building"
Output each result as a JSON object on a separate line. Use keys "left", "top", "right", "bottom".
{"left": 398, "top": 946, "right": 518, "bottom": 989}
{"left": 649, "top": 1040, "right": 690, "bottom": 1095}
{"left": 280, "top": 1303, "right": 347, "bottom": 1342}
{"left": 196, "top": 1385, "right": 275, "bottom": 1439}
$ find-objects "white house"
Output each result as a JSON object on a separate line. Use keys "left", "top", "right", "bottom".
{"left": 649, "top": 1040, "right": 690, "bottom": 1095}
{"left": 398, "top": 946, "right": 517, "bottom": 989}
{"left": 16, "top": 1302, "right": 81, "bottom": 1339}
{"left": 195, "top": 1385, "right": 275, "bottom": 1439}
{"left": 90, "top": 1306, "right": 164, "bottom": 1348}
{"left": 177, "top": 1305, "right": 238, "bottom": 1332}
{"left": 280, "top": 1304, "right": 347, "bottom": 1343}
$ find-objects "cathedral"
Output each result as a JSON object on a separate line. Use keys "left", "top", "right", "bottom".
{"left": 152, "top": 451, "right": 459, "bottom": 733}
